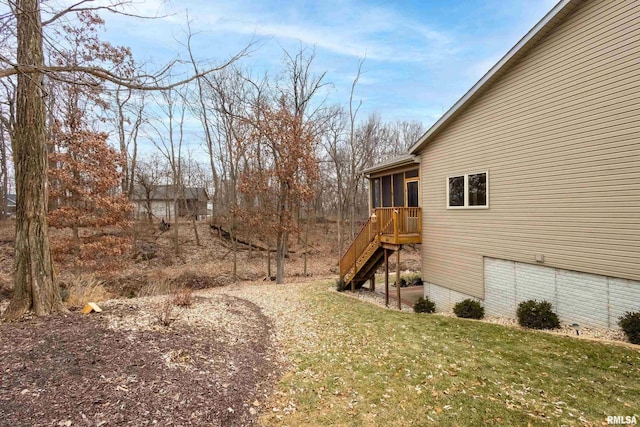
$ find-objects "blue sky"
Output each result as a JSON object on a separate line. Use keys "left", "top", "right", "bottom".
{"left": 97, "top": 0, "right": 558, "bottom": 128}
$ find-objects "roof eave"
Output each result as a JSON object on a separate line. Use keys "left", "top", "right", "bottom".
{"left": 362, "top": 154, "right": 420, "bottom": 176}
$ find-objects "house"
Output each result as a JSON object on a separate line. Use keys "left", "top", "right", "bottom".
{"left": 132, "top": 185, "right": 208, "bottom": 221}
{"left": 0, "top": 193, "right": 16, "bottom": 217}
{"left": 338, "top": 154, "right": 423, "bottom": 307}
{"left": 340, "top": 0, "right": 640, "bottom": 329}
{"left": 6, "top": 194, "right": 15, "bottom": 215}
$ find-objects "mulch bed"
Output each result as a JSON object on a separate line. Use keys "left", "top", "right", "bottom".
{"left": 0, "top": 296, "right": 277, "bottom": 426}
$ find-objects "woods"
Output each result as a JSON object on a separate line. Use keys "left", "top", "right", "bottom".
{"left": 0, "top": 0, "right": 423, "bottom": 317}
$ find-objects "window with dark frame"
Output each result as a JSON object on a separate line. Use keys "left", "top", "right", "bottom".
{"left": 468, "top": 173, "right": 487, "bottom": 206}
{"left": 447, "top": 172, "right": 488, "bottom": 208}
{"left": 448, "top": 176, "right": 465, "bottom": 207}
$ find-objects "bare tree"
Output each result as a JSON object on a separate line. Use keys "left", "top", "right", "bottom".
{"left": 134, "top": 154, "right": 168, "bottom": 223}
{"left": 149, "top": 87, "right": 187, "bottom": 258}
{"left": 0, "top": 120, "right": 10, "bottom": 219}
{"left": 181, "top": 150, "right": 210, "bottom": 247}
{"left": 320, "top": 106, "right": 348, "bottom": 253}
{"left": 347, "top": 59, "right": 365, "bottom": 238}
{"left": 0, "top": 80, "right": 15, "bottom": 220}
{"left": 203, "top": 68, "right": 256, "bottom": 280}
{"left": 114, "top": 86, "right": 146, "bottom": 197}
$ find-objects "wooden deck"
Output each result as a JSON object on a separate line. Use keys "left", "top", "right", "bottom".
{"left": 379, "top": 233, "right": 421, "bottom": 245}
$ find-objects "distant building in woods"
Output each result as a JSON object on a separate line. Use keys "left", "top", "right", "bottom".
{"left": 131, "top": 185, "right": 208, "bottom": 221}
{"left": 3, "top": 194, "right": 16, "bottom": 216}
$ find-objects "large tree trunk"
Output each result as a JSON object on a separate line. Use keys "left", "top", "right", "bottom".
{"left": 275, "top": 182, "right": 288, "bottom": 284}
{"left": 3, "top": 0, "right": 66, "bottom": 319}
{"left": 336, "top": 175, "right": 344, "bottom": 255}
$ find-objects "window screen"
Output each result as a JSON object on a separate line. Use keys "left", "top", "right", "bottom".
{"left": 393, "top": 173, "right": 404, "bottom": 207}
{"left": 382, "top": 176, "right": 392, "bottom": 207}
{"left": 468, "top": 172, "right": 487, "bottom": 206}
{"left": 448, "top": 176, "right": 464, "bottom": 207}
{"left": 371, "top": 178, "right": 380, "bottom": 208}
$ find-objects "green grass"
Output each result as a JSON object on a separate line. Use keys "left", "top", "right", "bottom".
{"left": 263, "top": 282, "right": 640, "bottom": 426}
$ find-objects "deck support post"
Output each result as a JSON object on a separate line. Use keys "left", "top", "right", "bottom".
{"left": 384, "top": 249, "right": 389, "bottom": 307}
{"left": 370, "top": 276, "right": 375, "bottom": 291}
{"left": 396, "top": 248, "right": 401, "bottom": 310}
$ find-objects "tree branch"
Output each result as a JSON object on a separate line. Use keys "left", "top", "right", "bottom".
{"left": 0, "top": 42, "right": 255, "bottom": 90}
{"left": 41, "top": 0, "right": 161, "bottom": 26}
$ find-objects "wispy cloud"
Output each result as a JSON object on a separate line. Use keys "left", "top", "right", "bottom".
{"left": 48, "top": 0, "right": 557, "bottom": 128}
{"left": 180, "top": 0, "right": 455, "bottom": 64}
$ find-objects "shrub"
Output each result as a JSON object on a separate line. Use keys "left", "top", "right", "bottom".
{"left": 335, "top": 278, "right": 346, "bottom": 292}
{"left": 402, "top": 272, "right": 423, "bottom": 287}
{"left": 172, "top": 287, "right": 193, "bottom": 308}
{"left": 517, "top": 300, "right": 560, "bottom": 329}
{"left": 414, "top": 297, "right": 436, "bottom": 313}
{"left": 618, "top": 311, "right": 640, "bottom": 345}
{"left": 453, "top": 299, "right": 485, "bottom": 319}
{"left": 61, "top": 274, "right": 112, "bottom": 308}
{"left": 155, "top": 300, "right": 175, "bottom": 327}
{"left": 171, "top": 271, "right": 221, "bottom": 290}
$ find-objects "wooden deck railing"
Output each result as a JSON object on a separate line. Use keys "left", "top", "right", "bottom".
{"left": 338, "top": 207, "right": 422, "bottom": 281}
{"left": 375, "top": 207, "right": 422, "bottom": 237}
{"left": 338, "top": 215, "right": 376, "bottom": 279}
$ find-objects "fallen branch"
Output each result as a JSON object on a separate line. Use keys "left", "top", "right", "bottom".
{"left": 209, "top": 224, "right": 278, "bottom": 252}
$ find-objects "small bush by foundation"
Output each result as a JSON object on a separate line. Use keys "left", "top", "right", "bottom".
{"left": 453, "top": 299, "right": 484, "bottom": 319}
{"left": 618, "top": 311, "right": 640, "bottom": 344}
{"left": 413, "top": 297, "right": 436, "bottom": 313}
{"left": 517, "top": 300, "right": 560, "bottom": 329}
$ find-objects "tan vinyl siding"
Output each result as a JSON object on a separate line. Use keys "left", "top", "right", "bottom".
{"left": 419, "top": 0, "right": 640, "bottom": 299}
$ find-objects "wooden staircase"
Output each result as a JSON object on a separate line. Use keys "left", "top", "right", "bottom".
{"left": 342, "top": 237, "right": 384, "bottom": 289}
{"left": 339, "top": 208, "right": 421, "bottom": 291}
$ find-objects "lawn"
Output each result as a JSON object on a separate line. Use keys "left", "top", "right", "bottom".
{"left": 263, "top": 282, "right": 640, "bottom": 426}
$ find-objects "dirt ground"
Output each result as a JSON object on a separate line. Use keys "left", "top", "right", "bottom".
{"left": 0, "top": 218, "right": 421, "bottom": 426}
{"left": 0, "top": 218, "right": 421, "bottom": 302}
{"left": 0, "top": 293, "right": 282, "bottom": 426}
